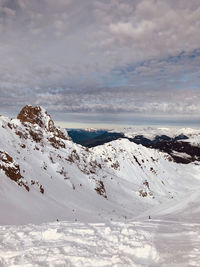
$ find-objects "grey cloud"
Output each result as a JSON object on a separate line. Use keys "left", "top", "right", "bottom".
{"left": 0, "top": 0, "right": 200, "bottom": 124}
{"left": 97, "top": 0, "right": 200, "bottom": 63}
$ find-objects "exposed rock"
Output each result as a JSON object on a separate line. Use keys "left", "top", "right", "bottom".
{"left": 40, "top": 185, "right": 44, "bottom": 194}
{"left": 95, "top": 181, "right": 107, "bottom": 198}
{"left": 111, "top": 161, "right": 120, "bottom": 170}
{"left": 48, "top": 137, "right": 66, "bottom": 149}
{"left": 139, "top": 181, "right": 154, "bottom": 198}
{"left": 30, "top": 180, "right": 44, "bottom": 194}
{"left": 133, "top": 156, "right": 142, "bottom": 168}
{"left": 143, "top": 180, "right": 150, "bottom": 190}
{"left": 17, "top": 105, "right": 51, "bottom": 130}
{"left": 16, "top": 105, "right": 70, "bottom": 148}
{"left": 139, "top": 190, "right": 147, "bottom": 197}
{"left": 0, "top": 151, "right": 29, "bottom": 191}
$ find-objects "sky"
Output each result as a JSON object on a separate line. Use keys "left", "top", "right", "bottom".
{"left": 0, "top": 0, "right": 200, "bottom": 128}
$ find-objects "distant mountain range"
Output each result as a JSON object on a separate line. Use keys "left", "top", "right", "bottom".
{"left": 67, "top": 128, "right": 200, "bottom": 164}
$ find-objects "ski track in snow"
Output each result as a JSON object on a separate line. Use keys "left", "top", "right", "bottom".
{"left": 0, "top": 220, "right": 200, "bottom": 267}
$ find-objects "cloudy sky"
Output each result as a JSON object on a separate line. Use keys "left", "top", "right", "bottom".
{"left": 0, "top": 0, "right": 200, "bottom": 128}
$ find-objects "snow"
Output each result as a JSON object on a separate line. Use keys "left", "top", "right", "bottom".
{"left": 1, "top": 106, "right": 200, "bottom": 266}
{"left": 0, "top": 220, "right": 200, "bottom": 266}
{"left": 2, "top": 114, "right": 200, "bottom": 225}
{"left": 113, "top": 126, "right": 200, "bottom": 142}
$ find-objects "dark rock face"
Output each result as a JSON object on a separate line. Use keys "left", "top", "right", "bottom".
{"left": 16, "top": 105, "right": 70, "bottom": 148}
{"left": 0, "top": 151, "right": 22, "bottom": 182}
{"left": 146, "top": 140, "right": 200, "bottom": 164}
{"left": 95, "top": 181, "right": 107, "bottom": 199}
{"left": 0, "top": 151, "right": 29, "bottom": 191}
{"left": 17, "top": 105, "right": 50, "bottom": 129}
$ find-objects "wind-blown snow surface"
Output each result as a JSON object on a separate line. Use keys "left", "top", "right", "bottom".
{"left": 1, "top": 106, "right": 200, "bottom": 266}
{"left": 0, "top": 220, "right": 200, "bottom": 266}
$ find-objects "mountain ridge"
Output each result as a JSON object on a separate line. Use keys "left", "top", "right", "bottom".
{"left": 0, "top": 105, "right": 200, "bottom": 225}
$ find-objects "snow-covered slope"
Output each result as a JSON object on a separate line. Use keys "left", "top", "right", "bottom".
{"left": 0, "top": 105, "right": 200, "bottom": 226}
{"left": 1, "top": 220, "right": 200, "bottom": 267}
{"left": 1, "top": 106, "right": 200, "bottom": 266}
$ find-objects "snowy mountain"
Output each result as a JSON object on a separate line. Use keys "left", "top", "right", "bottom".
{"left": 1, "top": 106, "right": 200, "bottom": 266}
{"left": 113, "top": 126, "right": 200, "bottom": 140}
{"left": 0, "top": 105, "right": 200, "bottom": 225}
{"left": 69, "top": 127, "right": 200, "bottom": 164}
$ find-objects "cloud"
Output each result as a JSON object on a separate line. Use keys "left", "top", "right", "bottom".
{"left": 0, "top": 0, "right": 200, "bottom": 123}
{"left": 95, "top": 0, "right": 200, "bottom": 63}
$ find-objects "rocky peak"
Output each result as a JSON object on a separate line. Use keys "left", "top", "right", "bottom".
{"left": 16, "top": 105, "right": 70, "bottom": 148}
{"left": 17, "top": 105, "right": 54, "bottom": 132}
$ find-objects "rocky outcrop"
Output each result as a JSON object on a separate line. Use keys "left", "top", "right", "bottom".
{"left": 0, "top": 151, "right": 29, "bottom": 191}
{"left": 17, "top": 105, "right": 50, "bottom": 129}
{"left": 16, "top": 105, "right": 70, "bottom": 148}
{"left": 95, "top": 181, "right": 107, "bottom": 199}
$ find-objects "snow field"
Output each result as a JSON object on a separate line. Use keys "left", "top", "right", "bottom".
{"left": 0, "top": 220, "right": 200, "bottom": 267}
